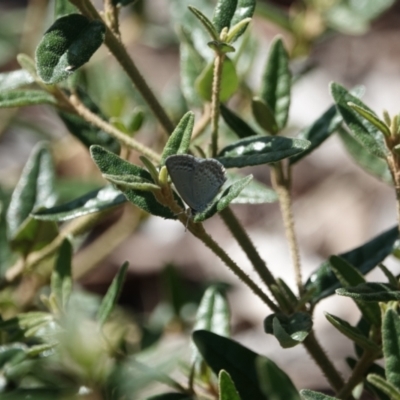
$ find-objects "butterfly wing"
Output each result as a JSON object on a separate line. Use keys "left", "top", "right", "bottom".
{"left": 192, "top": 159, "right": 226, "bottom": 213}
{"left": 165, "top": 155, "right": 197, "bottom": 210}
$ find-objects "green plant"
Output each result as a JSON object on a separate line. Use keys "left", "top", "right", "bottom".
{"left": 0, "top": 0, "right": 399, "bottom": 399}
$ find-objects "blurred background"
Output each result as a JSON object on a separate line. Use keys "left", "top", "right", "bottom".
{"left": 1, "top": 0, "right": 400, "bottom": 394}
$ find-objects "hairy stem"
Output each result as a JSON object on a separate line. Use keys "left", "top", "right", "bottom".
{"left": 386, "top": 153, "right": 400, "bottom": 235}
{"left": 157, "top": 185, "right": 275, "bottom": 308}
{"left": 69, "top": 0, "right": 174, "bottom": 135}
{"left": 68, "top": 93, "right": 161, "bottom": 163}
{"left": 303, "top": 330, "right": 346, "bottom": 393}
{"left": 5, "top": 211, "right": 108, "bottom": 283}
{"left": 219, "top": 207, "right": 279, "bottom": 310}
{"left": 210, "top": 53, "right": 225, "bottom": 157}
{"left": 271, "top": 163, "right": 303, "bottom": 296}
{"left": 337, "top": 351, "right": 377, "bottom": 399}
{"left": 194, "top": 225, "right": 278, "bottom": 309}
{"left": 73, "top": 204, "right": 140, "bottom": 279}
{"left": 103, "top": 0, "right": 120, "bottom": 38}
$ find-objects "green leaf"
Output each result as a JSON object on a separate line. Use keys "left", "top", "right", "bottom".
{"left": 32, "top": 185, "right": 126, "bottom": 221}
{"left": 251, "top": 97, "right": 278, "bottom": 134}
{"left": 290, "top": 105, "right": 342, "bottom": 164}
{"left": 379, "top": 263, "right": 398, "bottom": 286}
{"left": 348, "top": 102, "right": 390, "bottom": 137}
{"left": 337, "top": 283, "right": 400, "bottom": 302}
{"left": 300, "top": 389, "right": 339, "bottom": 400}
{"left": 103, "top": 174, "right": 160, "bottom": 191}
{"left": 171, "top": 0, "right": 214, "bottom": 61}
{"left": 188, "top": 6, "right": 219, "bottom": 41}
{"left": 208, "top": 41, "right": 235, "bottom": 54}
{"left": 304, "top": 226, "right": 398, "bottom": 304}
{"left": 325, "top": 0, "right": 395, "bottom": 35}
{"left": 330, "top": 83, "right": 388, "bottom": 158}
{"left": 0, "top": 90, "right": 56, "bottom": 108}
{"left": 193, "top": 175, "right": 252, "bottom": 222}
{"left": 0, "top": 191, "right": 15, "bottom": 277}
{"left": 17, "top": 54, "right": 39, "bottom": 82}
{"left": 161, "top": 112, "right": 194, "bottom": 163}
{"left": 217, "top": 136, "right": 310, "bottom": 168}
{"left": 220, "top": 104, "right": 259, "bottom": 138}
{"left": 10, "top": 214, "right": 58, "bottom": 256}
{"left": 90, "top": 146, "right": 175, "bottom": 219}
{"left": 6, "top": 142, "right": 57, "bottom": 239}
{"left": 194, "top": 286, "right": 230, "bottom": 337}
{"left": 338, "top": 127, "right": 392, "bottom": 185}
{"left": 367, "top": 374, "right": 400, "bottom": 400}
{"left": 0, "top": 70, "right": 35, "bottom": 91}
{"left": 140, "top": 156, "right": 160, "bottom": 184}
{"left": 228, "top": 0, "right": 255, "bottom": 42}
{"left": 347, "top": 358, "right": 389, "bottom": 400}
{"left": 51, "top": 238, "right": 72, "bottom": 310}
{"left": 213, "top": 0, "right": 237, "bottom": 34}
{"left": 55, "top": 0, "right": 78, "bottom": 17}
{"left": 324, "top": 312, "right": 380, "bottom": 351}
{"left": 227, "top": 172, "right": 277, "bottom": 204}
{"left": 196, "top": 57, "right": 239, "bottom": 102}
{"left": 219, "top": 370, "right": 241, "bottom": 400}
{"left": 193, "top": 286, "right": 231, "bottom": 371}
{"left": 179, "top": 28, "right": 206, "bottom": 108}
{"left": 0, "top": 312, "right": 56, "bottom": 341}
{"left": 346, "top": 0, "right": 396, "bottom": 20}
{"left": 324, "top": 5, "right": 367, "bottom": 34}
{"left": 276, "top": 278, "right": 298, "bottom": 308}
{"left": 260, "top": 37, "right": 291, "bottom": 131}
{"left": 382, "top": 309, "right": 400, "bottom": 389}
{"left": 35, "top": 14, "right": 105, "bottom": 84}
{"left": 97, "top": 261, "right": 129, "bottom": 326}
{"left": 127, "top": 108, "right": 145, "bottom": 132}
{"left": 0, "top": 344, "right": 27, "bottom": 368}
{"left": 329, "top": 255, "right": 381, "bottom": 326}
{"left": 59, "top": 88, "right": 120, "bottom": 154}
{"left": 264, "top": 312, "right": 312, "bottom": 348}
{"left": 256, "top": 357, "right": 300, "bottom": 400}
{"left": 192, "top": 330, "right": 266, "bottom": 400}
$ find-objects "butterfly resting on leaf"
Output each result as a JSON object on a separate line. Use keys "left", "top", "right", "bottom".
{"left": 165, "top": 154, "right": 227, "bottom": 224}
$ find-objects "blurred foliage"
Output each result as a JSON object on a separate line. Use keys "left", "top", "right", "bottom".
{"left": 0, "top": 0, "right": 399, "bottom": 399}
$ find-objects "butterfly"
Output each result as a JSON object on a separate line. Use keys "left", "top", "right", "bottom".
{"left": 165, "top": 154, "right": 226, "bottom": 215}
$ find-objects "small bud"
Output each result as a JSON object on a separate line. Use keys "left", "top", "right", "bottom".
{"left": 226, "top": 18, "right": 251, "bottom": 43}
{"left": 159, "top": 165, "right": 169, "bottom": 186}
{"left": 220, "top": 27, "right": 229, "bottom": 42}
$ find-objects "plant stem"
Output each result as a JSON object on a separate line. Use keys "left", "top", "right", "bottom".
{"left": 158, "top": 182, "right": 276, "bottom": 308}
{"left": 192, "top": 103, "right": 211, "bottom": 140}
{"left": 69, "top": 0, "right": 174, "bottom": 135}
{"left": 192, "top": 224, "right": 278, "bottom": 310}
{"left": 103, "top": 0, "right": 120, "bottom": 38}
{"left": 386, "top": 153, "right": 400, "bottom": 234}
{"left": 5, "top": 211, "right": 108, "bottom": 283}
{"left": 303, "top": 330, "right": 346, "bottom": 394}
{"left": 210, "top": 52, "right": 225, "bottom": 157}
{"left": 337, "top": 350, "right": 377, "bottom": 399}
{"left": 271, "top": 162, "right": 303, "bottom": 296}
{"left": 68, "top": 93, "right": 161, "bottom": 163}
{"left": 73, "top": 204, "right": 140, "bottom": 279}
{"left": 219, "top": 208, "right": 279, "bottom": 301}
